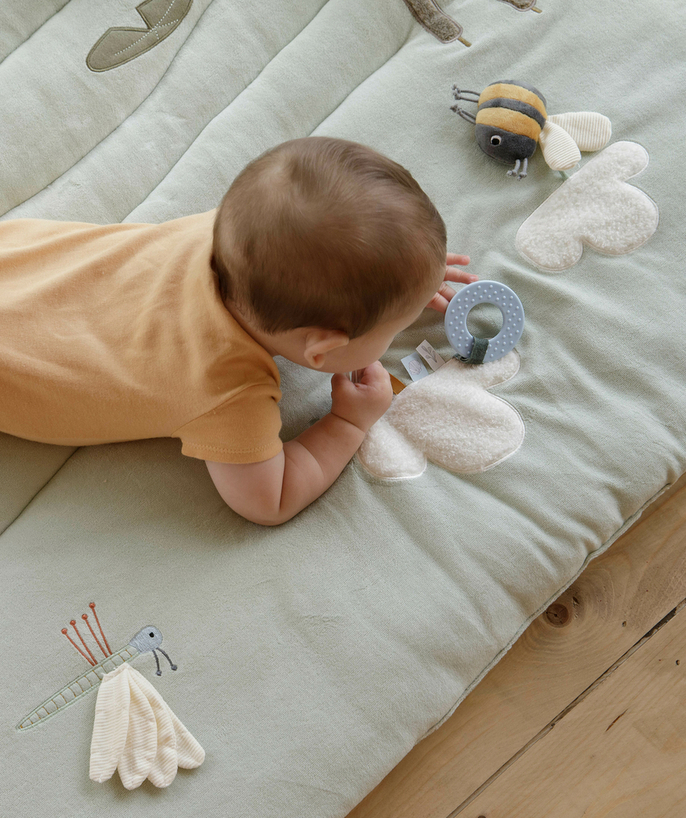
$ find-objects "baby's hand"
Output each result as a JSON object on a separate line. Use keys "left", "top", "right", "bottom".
{"left": 330, "top": 361, "right": 393, "bottom": 434}
{"left": 426, "top": 253, "right": 477, "bottom": 314}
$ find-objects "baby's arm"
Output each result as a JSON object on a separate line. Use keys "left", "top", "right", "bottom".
{"left": 206, "top": 362, "right": 392, "bottom": 525}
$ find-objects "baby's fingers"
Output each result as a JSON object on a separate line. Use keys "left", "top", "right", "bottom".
{"left": 446, "top": 253, "right": 470, "bottom": 267}
{"left": 358, "top": 361, "right": 389, "bottom": 387}
{"left": 444, "top": 267, "right": 478, "bottom": 285}
{"left": 426, "top": 282, "right": 464, "bottom": 314}
{"left": 331, "top": 372, "right": 357, "bottom": 397}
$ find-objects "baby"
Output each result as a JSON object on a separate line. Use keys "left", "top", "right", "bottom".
{"left": 0, "top": 137, "right": 474, "bottom": 524}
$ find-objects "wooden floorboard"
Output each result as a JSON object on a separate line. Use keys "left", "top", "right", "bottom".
{"left": 347, "top": 474, "right": 686, "bottom": 818}
{"left": 458, "top": 597, "right": 686, "bottom": 818}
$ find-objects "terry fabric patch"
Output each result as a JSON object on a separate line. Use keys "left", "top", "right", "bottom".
{"left": 401, "top": 0, "right": 470, "bottom": 45}
{"left": 516, "top": 141, "right": 659, "bottom": 271}
{"left": 358, "top": 352, "right": 524, "bottom": 479}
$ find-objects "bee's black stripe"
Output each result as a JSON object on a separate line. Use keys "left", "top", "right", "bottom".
{"left": 478, "top": 97, "right": 547, "bottom": 129}
{"left": 487, "top": 80, "right": 547, "bottom": 108}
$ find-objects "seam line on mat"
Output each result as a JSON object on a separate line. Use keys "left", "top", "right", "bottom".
{"left": 1, "top": 0, "right": 217, "bottom": 218}
{"left": 0, "top": 1, "right": 71, "bottom": 70}
{"left": 0, "top": 447, "right": 80, "bottom": 537}
{"left": 124, "top": 2, "right": 413, "bottom": 220}
{"left": 4, "top": 0, "right": 324, "bottom": 221}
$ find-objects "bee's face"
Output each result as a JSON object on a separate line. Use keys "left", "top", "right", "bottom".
{"left": 475, "top": 125, "right": 537, "bottom": 165}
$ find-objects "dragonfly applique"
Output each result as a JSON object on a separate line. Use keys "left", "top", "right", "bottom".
{"left": 17, "top": 601, "right": 204, "bottom": 789}
{"left": 17, "top": 602, "right": 176, "bottom": 730}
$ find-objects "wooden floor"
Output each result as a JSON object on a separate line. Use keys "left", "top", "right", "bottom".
{"left": 348, "top": 474, "right": 686, "bottom": 818}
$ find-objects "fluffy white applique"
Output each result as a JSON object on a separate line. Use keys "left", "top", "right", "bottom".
{"left": 89, "top": 662, "right": 204, "bottom": 790}
{"left": 516, "top": 141, "right": 659, "bottom": 271}
{"left": 357, "top": 352, "right": 524, "bottom": 479}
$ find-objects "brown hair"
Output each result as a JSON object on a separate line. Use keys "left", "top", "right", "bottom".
{"left": 211, "top": 137, "right": 447, "bottom": 339}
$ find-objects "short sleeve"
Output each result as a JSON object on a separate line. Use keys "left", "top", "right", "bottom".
{"left": 172, "top": 383, "right": 283, "bottom": 464}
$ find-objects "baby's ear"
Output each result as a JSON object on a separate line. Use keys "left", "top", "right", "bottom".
{"left": 303, "top": 329, "right": 349, "bottom": 369}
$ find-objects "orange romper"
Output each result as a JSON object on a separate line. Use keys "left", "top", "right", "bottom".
{"left": 0, "top": 210, "right": 283, "bottom": 464}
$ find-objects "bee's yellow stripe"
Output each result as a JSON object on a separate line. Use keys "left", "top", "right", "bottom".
{"left": 478, "top": 83, "right": 547, "bottom": 119}
{"left": 475, "top": 108, "right": 542, "bottom": 141}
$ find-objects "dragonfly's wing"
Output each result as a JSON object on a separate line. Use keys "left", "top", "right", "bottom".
{"left": 130, "top": 669, "right": 180, "bottom": 787}
{"left": 117, "top": 671, "right": 159, "bottom": 790}
{"left": 89, "top": 663, "right": 132, "bottom": 783}
{"left": 539, "top": 120, "right": 582, "bottom": 170}
{"left": 90, "top": 662, "right": 204, "bottom": 789}
{"left": 169, "top": 708, "right": 206, "bottom": 770}
{"left": 139, "top": 674, "right": 205, "bottom": 772}
{"left": 133, "top": 668, "right": 205, "bottom": 775}
{"left": 548, "top": 112, "right": 612, "bottom": 152}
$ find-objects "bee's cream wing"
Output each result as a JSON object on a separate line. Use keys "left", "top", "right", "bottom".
{"left": 548, "top": 112, "right": 612, "bottom": 152}
{"left": 539, "top": 120, "right": 582, "bottom": 170}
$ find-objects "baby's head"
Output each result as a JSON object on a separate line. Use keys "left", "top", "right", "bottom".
{"left": 211, "top": 137, "right": 447, "bottom": 372}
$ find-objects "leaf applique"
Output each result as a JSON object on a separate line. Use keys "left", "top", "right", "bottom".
{"left": 87, "top": 0, "right": 193, "bottom": 72}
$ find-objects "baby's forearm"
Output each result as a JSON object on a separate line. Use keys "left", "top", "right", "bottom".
{"left": 206, "top": 412, "right": 366, "bottom": 526}
{"left": 207, "top": 366, "right": 391, "bottom": 525}
{"left": 278, "top": 412, "right": 366, "bottom": 520}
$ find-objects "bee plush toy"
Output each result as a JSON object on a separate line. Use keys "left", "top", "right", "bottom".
{"left": 451, "top": 80, "right": 611, "bottom": 179}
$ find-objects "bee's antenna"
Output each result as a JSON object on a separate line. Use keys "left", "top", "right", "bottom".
{"left": 451, "top": 85, "right": 480, "bottom": 101}
{"left": 450, "top": 87, "right": 479, "bottom": 124}
{"left": 62, "top": 626, "right": 96, "bottom": 666}
{"left": 451, "top": 105, "right": 477, "bottom": 124}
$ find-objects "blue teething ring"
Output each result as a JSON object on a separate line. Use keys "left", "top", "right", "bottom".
{"left": 444, "top": 280, "right": 524, "bottom": 364}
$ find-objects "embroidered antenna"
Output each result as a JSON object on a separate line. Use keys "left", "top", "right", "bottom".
{"left": 62, "top": 625, "right": 96, "bottom": 666}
